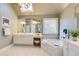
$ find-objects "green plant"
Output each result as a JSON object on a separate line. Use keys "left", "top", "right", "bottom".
{"left": 70, "top": 29, "right": 79, "bottom": 37}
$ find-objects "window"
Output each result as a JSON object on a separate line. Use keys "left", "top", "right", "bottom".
{"left": 43, "top": 18, "right": 58, "bottom": 35}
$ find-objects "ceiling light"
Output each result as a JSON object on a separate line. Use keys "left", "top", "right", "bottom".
{"left": 19, "top": 3, "right": 33, "bottom": 12}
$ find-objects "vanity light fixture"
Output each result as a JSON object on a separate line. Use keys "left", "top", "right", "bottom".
{"left": 32, "top": 21, "right": 38, "bottom": 24}
{"left": 20, "top": 21, "right": 26, "bottom": 25}
{"left": 32, "top": 20, "right": 40, "bottom": 24}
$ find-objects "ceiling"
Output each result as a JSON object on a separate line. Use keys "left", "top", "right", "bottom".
{"left": 11, "top": 3, "right": 69, "bottom": 16}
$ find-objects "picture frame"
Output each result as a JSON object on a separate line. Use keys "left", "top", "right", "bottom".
{"left": 2, "top": 16, "right": 10, "bottom": 27}
{"left": 1, "top": 16, "right": 11, "bottom": 36}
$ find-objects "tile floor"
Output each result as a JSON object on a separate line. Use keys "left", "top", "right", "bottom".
{"left": 0, "top": 45, "right": 49, "bottom": 56}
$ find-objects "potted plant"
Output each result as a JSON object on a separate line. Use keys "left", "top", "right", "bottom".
{"left": 70, "top": 29, "right": 79, "bottom": 41}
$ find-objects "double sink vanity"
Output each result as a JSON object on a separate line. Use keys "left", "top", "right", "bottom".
{"left": 13, "top": 33, "right": 42, "bottom": 47}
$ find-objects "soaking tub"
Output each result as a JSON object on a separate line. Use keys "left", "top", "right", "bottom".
{"left": 41, "top": 39, "right": 64, "bottom": 56}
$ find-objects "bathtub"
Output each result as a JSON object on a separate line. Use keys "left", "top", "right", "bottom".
{"left": 41, "top": 39, "right": 64, "bottom": 56}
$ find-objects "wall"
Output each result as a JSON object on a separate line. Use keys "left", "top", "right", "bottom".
{"left": 75, "top": 4, "right": 79, "bottom": 28}
{"left": 0, "top": 3, "right": 17, "bottom": 48}
{"left": 60, "top": 4, "right": 77, "bottom": 39}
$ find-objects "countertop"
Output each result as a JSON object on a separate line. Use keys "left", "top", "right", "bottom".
{"left": 13, "top": 33, "right": 42, "bottom": 38}
{"left": 69, "top": 39, "right": 79, "bottom": 47}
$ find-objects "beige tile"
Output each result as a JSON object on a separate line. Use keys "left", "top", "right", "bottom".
{"left": 0, "top": 45, "right": 49, "bottom": 56}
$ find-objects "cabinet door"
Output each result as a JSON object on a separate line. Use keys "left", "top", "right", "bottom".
{"left": 69, "top": 43, "right": 79, "bottom": 56}
{"left": 13, "top": 35, "right": 33, "bottom": 45}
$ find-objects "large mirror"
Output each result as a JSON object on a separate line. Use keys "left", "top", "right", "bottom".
{"left": 17, "top": 19, "right": 42, "bottom": 33}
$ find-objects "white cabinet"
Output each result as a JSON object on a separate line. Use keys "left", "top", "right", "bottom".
{"left": 13, "top": 33, "right": 33, "bottom": 45}
{"left": 13, "top": 33, "right": 42, "bottom": 45}
{"left": 63, "top": 40, "right": 79, "bottom": 56}
{"left": 68, "top": 41, "right": 79, "bottom": 56}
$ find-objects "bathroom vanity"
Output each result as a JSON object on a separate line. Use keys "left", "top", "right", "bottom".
{"left": 13, "top": 33, "right": 42, "bottom": 45}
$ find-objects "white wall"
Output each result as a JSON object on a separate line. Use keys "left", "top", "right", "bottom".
{"left": 60, "top": 4, "right": 77, "bottom": 39}
{"left": 0, "top": 3, "right": 17, "bottom": 48}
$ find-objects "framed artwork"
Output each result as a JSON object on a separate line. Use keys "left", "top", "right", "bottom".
{"left": 2, "top": 16, "right": 10, "bottom": 26}
{"left": 1, "top": 16, "right": 11, "bottom": 36}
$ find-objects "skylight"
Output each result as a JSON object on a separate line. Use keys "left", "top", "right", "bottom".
{"left": 19, "top": 3, "right": 33, "bottom": 12}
